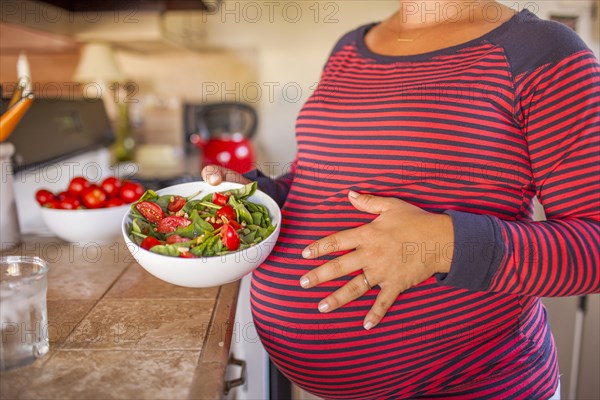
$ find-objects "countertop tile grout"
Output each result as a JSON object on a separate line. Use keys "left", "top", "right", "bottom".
{"left": 57, "top": 263, "right": 134, "bottom": 348}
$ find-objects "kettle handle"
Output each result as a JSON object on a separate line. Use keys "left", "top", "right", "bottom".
{"left": 240, "top": 103, "right": 258, "bottom": 139}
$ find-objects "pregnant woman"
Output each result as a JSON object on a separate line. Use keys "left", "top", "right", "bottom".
{"left": 203, "top": 1, "right": 600, "bottom": 398}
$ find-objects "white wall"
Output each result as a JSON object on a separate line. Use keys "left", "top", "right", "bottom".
{"left": 498, "top": 0, "right": 599, "bottom": 56}
{"left": 194, "top": 1, "right": 400, "bottom": 171}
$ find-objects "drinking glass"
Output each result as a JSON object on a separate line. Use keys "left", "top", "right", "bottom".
{"left": 0, "top": 256, "right": 49, "bottom": 371}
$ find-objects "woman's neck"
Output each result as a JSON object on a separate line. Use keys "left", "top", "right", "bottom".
{"left": 366, "top": 0, "right": 514, "bottom": 56}
{"left": 397, "top": 0, "right": 498, "bottom": 28}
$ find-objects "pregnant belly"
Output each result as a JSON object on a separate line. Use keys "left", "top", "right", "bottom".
{"left": 250, "top": 232, "right": 524, "bottom": 399}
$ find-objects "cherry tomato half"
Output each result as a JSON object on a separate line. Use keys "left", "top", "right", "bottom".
{"left": 221, "top": 224, "right": 240, "bottom": 251}
{"left": 141, "top": 236, "right": 162, "bottom": 251}
{"left": 135, "top": 201, "right": 164, "bottom": 223}
{"left": 179, "top": 251, "right": 195, "bottom": 259}
{"left": 167, "top": 196, "right": 186, "bottom": 213}
{"left": 157, "top": 216, "right": 192, "bottom": 234}
{"left": 216, "top": 205, "right": 237, "bottom": 222}
{"left": 119, "top": 181, "right": 144, "bottom": 203}
{"left": 212, "top": 192, "right": 230, "bottom": 206}
{"left": 209, "top": 220, "right": 222, "bottom": 230}
{"left": 100, "top": 177, "right": 122, "bottom": 198}
{"left": 166, "top": 235, "right": 188, "bottom": 244}
{"left": 68, "top": 176, "right": 91, "bottom": 197}
{"left": 35, "top": 189, "right": 56, "bottom": 206}
{"left": 228, "top": 220, "right": 242, "bottom": 230}
{"left": 81, "top": 187, "right": 107, "bottom": 209}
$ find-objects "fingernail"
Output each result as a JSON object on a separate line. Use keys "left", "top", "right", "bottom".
{"left": 302, "top": 247, "right": 312, "bottom": 258}
{"left": 363, "top": 321, "right": 374, "bottom": 330}
{"left": 318, "top": 302, "right": 329, "bottom": 313}
{"left": 208, "top": 174, "right": 220, "bottom": 185}
{"left": 348, "top": 190, "right": 359, "bottom": 199}
{"left": 300, "top": 277, "right": 309, "bottom": 288}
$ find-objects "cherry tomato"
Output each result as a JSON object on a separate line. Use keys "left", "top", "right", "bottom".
{"left": 140, "top": 236, "right": 162, "bottom": 251}
{"left": 166, "top": 235, "right": 188, "bottom": 244}
{"left": 213, "top": 192, "right": 230, "bottom": 206}
{"left": 100, "top": 177, "right": 122, "bottom": 198}
{"left": 157, "top": 216, "right": 192, "bottom": 234}
{"left": 221, "top": 224, "right": 240, "bottom": 250}
{"left": 35, "top": 189, "right": 56, "bottom": 206}
{"left": 167, "top": 196, "right": 186, "bottom": 213}
{"left": 216, "top": 205, "right": 237, "bottom": 222}
{"left": 56, "top": 191, "right": 70, "bottom": 201}
{"left": 179, "top": 251, "right": 195, "bottom": 258}
{"left": 105, "top": 197, "right": 125, "bottom": 208}
{"left": 67, "top": 176, "right": 91, "bottom": 197}
{"left": 81, "top": 186, "right": 107, "bottom": 209}
{"left": 119, "top": 181, "right": 144, "bottom": 203}
{"left": 43, "top": 199, "right": 61, "bottom": 209}
{"left": 59, "top": 196, "right": 81, "bottom": 210}
{"left": 135, "top": 201, "right": 164, "bottom": 223}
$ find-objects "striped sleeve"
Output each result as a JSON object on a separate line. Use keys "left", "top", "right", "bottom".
{"left": 438, "top": 50, "right": 600, "bottom": 296}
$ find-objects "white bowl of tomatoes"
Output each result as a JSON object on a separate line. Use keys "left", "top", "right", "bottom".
{"left": 121, "top": 181, "right": 281, "bottom": 288}
{"left": 36, "top": 176, "right": 145, "bottom": 245}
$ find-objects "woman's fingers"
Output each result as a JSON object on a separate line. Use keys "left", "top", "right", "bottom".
{"left": 363, "top": 287, "right": 401, "bottom": 330}
{"left": 302, "top": 226, "right": 363, "bottom": 259}
{"left": 300, "top": 252, "right": 363, "bottom": 289}
{"left": 201, "top": 165, "right": 251, "bottom": 186}
{"left": 314, "top": 267, "right": 402, "bottom": 330}
{"left": 317, "top": 272, "right": 373, "bottom": 314}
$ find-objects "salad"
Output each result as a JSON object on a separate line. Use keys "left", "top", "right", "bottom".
{"left": 128, "top": 182, "right": 276, "bottom": 258}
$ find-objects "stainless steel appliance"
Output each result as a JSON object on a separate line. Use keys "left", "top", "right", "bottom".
{"left": 4, "top": 98, "right": 114, "bottom": 172}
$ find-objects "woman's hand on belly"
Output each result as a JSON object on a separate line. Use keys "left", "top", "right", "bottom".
{"left": 300, "top": 191, "right": 454, "bottom": 330}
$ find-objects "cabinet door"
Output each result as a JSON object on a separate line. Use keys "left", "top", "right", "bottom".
{"left": 578, "top": 294, "right": 600, "bottom": 399}
{"left": 543, "top": 295, "right": 600, "bottom": 400}
{"left": 224, "top": 274, "right": 269, "bottom": 400}
{"left": 542, "top": 297, "right": 579, "bottom": 397}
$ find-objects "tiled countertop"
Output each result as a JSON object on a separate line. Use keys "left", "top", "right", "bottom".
{"left": 1, "top": 237, "right": 240, "bottom": 400}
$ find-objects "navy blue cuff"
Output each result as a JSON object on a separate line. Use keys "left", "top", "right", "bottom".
{"left": 243, "top": 169, "right": 289, "bottom": 208}
{"left": 435, "top": 210, "right": 505, "bottom": 291}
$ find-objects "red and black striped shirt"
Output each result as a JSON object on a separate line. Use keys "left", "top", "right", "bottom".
{"left": 247, "top": 9, "right": 600, "bottom": 399}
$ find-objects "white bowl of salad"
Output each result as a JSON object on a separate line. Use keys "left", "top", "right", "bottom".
{"left": 121, "top": 181, "right": 281, "bottom": 288}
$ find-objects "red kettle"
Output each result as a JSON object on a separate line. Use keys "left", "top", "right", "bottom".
{"left": 189, "top": 103, "right": 257, "bottom": 174}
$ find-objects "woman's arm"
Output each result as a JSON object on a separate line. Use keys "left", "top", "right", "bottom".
{"left": 438, "top": 49, "right": 600, "bottom": 297}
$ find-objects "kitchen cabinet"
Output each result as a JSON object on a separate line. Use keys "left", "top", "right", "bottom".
{"left": 543, "top": 295, "right": 600, "bottom": 399}
{"left": 0, "top": 236, "right": 239, "bottom": 399}
{"left": 1, "top": 0, "right": 215, "bottom": 54}
{"left": 36, "top": 0, "right": 216, "bottom": 12}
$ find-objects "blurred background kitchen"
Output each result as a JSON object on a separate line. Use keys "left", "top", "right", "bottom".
{"left": 1, "top": 1, "right": 598, "bottom": 399}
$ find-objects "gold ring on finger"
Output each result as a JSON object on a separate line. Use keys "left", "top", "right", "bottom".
{"left": 361, "top": 272, "right": 372, "bottom": 289}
